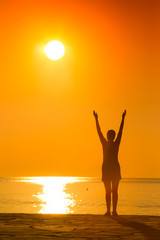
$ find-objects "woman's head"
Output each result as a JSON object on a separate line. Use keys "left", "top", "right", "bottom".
{"left": 107, "top": 129, "right": 116, "bottom": 142}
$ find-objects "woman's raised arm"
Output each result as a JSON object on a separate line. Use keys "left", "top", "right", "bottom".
{"left": 93, "top": 110, "right": 106, "bottom": 144}
{"left": 115, "top": 110, "right": 126, "bottom": 145}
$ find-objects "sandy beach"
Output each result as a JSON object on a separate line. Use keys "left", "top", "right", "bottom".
{"left": 0, "top": 214, "right": 160, "bottom": 240}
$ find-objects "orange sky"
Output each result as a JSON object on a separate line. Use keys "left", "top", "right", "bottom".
{"left": 0, "top": 0, "right": 160, "bottom": 177}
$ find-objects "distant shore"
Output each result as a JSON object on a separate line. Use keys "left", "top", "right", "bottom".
{"left": 0, "top": 214, "right": 160, "bottom": 240}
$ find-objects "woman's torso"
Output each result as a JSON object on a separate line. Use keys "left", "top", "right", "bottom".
{"left": 102, "top": 140, "right": 121, "bottom": 180}
{"left": 102, "top": 140, "right": 120, "bottom": 167}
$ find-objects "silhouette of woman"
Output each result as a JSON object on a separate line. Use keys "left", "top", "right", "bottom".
{"left": 93, "top": 110, "right": 126, "bottom": 216}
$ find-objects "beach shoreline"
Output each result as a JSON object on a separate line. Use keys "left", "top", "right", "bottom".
{"left": 0, "top": 213, "right": 160, "bottom": 239}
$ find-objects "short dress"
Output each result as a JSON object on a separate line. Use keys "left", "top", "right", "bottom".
{"left": 101, "top": 140, "right": 121, "bottom": 182}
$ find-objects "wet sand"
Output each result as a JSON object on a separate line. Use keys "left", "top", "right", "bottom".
{"left": 0, "top": 214, "right": 160, "bottom": 239}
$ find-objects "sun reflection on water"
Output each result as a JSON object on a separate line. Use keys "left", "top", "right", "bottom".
{"left": 26, "top": 177, "right": 78, "bottom": 214}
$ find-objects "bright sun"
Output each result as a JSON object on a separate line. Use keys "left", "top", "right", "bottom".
{"left": 44, "top": 40, "right": 65, "bottom": 60}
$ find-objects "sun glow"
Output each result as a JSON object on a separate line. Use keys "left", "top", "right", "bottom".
{"left": 44, "top": 41, "right": 65, "bottom": 60}
{"left": 28, "top": 177, "right": 77, "bottom": 214}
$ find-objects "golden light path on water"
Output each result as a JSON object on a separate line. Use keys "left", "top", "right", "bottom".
{"left": 25, "top": 177, "right": 79, "bottom": 214}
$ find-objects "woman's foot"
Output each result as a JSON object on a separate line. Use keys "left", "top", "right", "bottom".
{"left": 104, "top": 211, "right": 111, "bottom": 216}
{"left": 112, "top": 211, "right": 118, "bottom": 216}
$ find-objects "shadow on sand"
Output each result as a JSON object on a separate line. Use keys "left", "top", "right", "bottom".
{"left": 113, "top": 216, "right": 160, "bottom": 240}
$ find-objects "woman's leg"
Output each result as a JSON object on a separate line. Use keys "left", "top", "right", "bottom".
{"left": 112, "top": 179, "right": 120, "bottom": 215}
{"left": 104, "top": 180, "right": 111, "bottom": 215}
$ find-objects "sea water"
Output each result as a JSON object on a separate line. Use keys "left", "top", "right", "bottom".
{"left": 0, "top": 177, "right": 160, "bottom": 215}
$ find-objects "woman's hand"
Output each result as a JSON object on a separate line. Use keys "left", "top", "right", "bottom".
{"left": 122, "top": 110, "right": 126, "bottom": 118}
{"left": 93, "top": 110, "right": 98, "bottom": 119}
